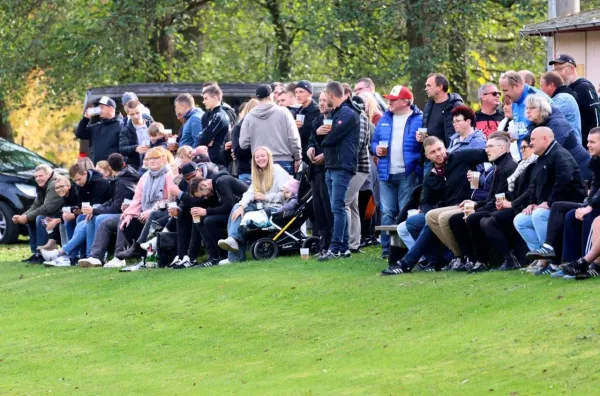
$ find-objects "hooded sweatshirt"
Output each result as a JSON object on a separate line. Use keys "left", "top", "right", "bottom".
{"left": 239, "top": 102, "right": 302, "bottom": 162}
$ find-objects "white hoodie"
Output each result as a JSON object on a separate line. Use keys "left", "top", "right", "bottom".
{"left": 238, "top": 164, "right": 291, "bottom": 209}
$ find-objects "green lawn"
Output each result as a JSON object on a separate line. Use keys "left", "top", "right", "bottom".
{"left": 1, "top": 242, "right": 600, "bottom": 395}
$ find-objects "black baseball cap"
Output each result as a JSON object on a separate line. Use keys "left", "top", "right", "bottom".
{"left": 549, "top": 54, "right": 577, "bottom": 67}
{"left": 256, "top": 84, "right": 272, "bottom": 99}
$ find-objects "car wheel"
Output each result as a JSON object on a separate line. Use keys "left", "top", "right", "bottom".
{"left": 0, "top": 202, "right": 19, "bottom": 244}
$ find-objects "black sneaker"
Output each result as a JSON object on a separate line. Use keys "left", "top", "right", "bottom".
{"left": 195, "top": 259, "right": 219, "bottom": 268}
{"left": 340, "top": 250, "right": 352, "bottom": 258}
{"left": 171, "top": 256, "right": 197, "bottom": 270}
{"left": 381, "top": 261, "right": 412, "bottom": 276}
{"left": 560, "top": 258, "right": 590, "bottom": 276}
{"left": 350, "top": 248, "right": 364, "bottom": 254}
{"left": 319, "top": 251, "right": 340, "bottom": 262}
{"left": 526, "top": 245, "right": 556, "bottom": 261}
{"left": 418, "top": 263, "right": 437, "bottom": 272}
{"left": 381, "top": 253, "right": 389, "bottom": 260}
{"left": 22, "top": 254, "right": 43, "bottom": 263}
{"left": 468, "top": 261, "right": 488, "bottom": 273}
{"left": 442, "top": 257, "right": 461, "bottom": 271}
{"left": 533, "top": 264, "right": 556, "bottom": 276}
{"left": 576, "top": 263, "right": 600, "bottom": 280}
{"left": 493, "top": 257, "right": 521, "bottom": 271}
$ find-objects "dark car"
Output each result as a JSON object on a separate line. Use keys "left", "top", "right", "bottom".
{"left": 0, "top": 138, "right": 58, "bottom": 244}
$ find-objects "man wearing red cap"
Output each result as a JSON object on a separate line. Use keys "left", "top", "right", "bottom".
{"left": 371, "top": 85, "right": 423, "bottom": 259}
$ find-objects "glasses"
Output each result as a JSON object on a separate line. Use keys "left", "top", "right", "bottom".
{"left": 554, "top": 64, "right": 572, "bottom": 72}
{"left": 500, "top": 73, "right": 520, "bottom": 84}
{"left": 520, "top": 145, "right": 531, "bottom": 152}
{"left": 452, "top": 118, "right": 466, "bottom": 124}
{"left": 483, "top": 92, "right": 501, "bottom": 97}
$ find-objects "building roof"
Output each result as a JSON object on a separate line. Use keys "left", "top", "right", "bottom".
{"left": 521, "top": 8, "right": 600, "bottom": 37}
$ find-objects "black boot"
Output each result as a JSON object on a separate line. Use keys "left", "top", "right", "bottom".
{"left": 116, "top": 241, "right": 145, "bottom": 260}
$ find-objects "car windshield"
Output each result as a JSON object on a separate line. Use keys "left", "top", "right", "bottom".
{"left": 0, "top": 139, "right": 55, "bottom": 172}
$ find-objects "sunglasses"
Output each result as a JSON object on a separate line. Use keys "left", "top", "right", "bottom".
{"left": 484, "top": 92, "right": 501, "bottom": 97}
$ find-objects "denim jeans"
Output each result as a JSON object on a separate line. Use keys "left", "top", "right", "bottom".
{"left": 86, "top": 214, "right": 120, "bottom": 257}
{"left": 397, "top": 213, "right": 426, "bottom": 250}
{"left": 27, "top": 215, "right": 50, "bottom": 253}
{"left": 64, "top": 219, "right": 77, "bottom": 241}
{"left": 226, "top": 203, "right": 247, "bottom": 262}
{"left": 325, "top": 169, "right": 353, "bottom": 253}
{"left": 562, "top": 208, "right": 600, "bottom": 261}
{"left": 275, "top": 161, "right": 294, "bottom": 176}
{"left": 379, "top": 172, "right": 418, "bottom": 254}
{"left": 402, "top": 223, "right": 442, "bottom": 267}
{"left": 513, "top": 208, "right": 551, "bottom": 251}
{"left": 63, "top": 217, "right": 88, "bottom": 258}
{"left": 238, "top": 173, "right": 252, "bottom": 185}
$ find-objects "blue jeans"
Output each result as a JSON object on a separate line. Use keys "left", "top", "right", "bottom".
{"left": 62, "top": 216, "right": 88, "bottom": 258}
{"left": 27, "top": 215, "right": 50, "bottom": 253}
{"left": 275, "top": 161, "right": 294, "bottom": 176}
{"left": 325, "top": 169, "right": 353, "bottom": 253}
{"left": 562, "top": 208, "right": 600, "bottom": 261}
{"left": 397, "top": 213, "right": 425, "bottom": 249}
{"left": 513, "top": 208, "right": 551, "bottom": 251}
{"left": 226, "top": 203, "right": 247, "bottom": 262}
{"left": 64, "top": 219, "right": 77, "bottom": 241}
{"left": 238, "top": 173, "right": 251, "bottom": 185}
{"left": 86, "top": 214, "right": 120, "bottom": 257}
{"left": 402, "top": 223, "right": 442, "bottom": 267}
{"left": 379, "top": 172, "right": 418, "bottom": 254}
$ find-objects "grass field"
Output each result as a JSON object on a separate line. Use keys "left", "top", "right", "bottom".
{"left": 1, "top": 242, "right": 600, "bottom": 395}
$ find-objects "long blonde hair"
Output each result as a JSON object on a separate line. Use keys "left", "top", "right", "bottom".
{"left": 251, "top": 147, "right": 274, "bottom": 193}
{"left": 238, "top": 98, "right": 260, "bottom": 122}
{"left": 359, "top": 92, "right": 382, "bottom": 124}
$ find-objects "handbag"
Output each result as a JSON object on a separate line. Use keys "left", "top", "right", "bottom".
{"left": 156, "top": 232, "right": 178, "bottom": 267}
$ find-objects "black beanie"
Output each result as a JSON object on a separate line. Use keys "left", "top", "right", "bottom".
{"left": 296, "top": 80, "right": 313, "bottom": 94}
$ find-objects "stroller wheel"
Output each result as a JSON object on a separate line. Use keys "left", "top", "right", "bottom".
{"left": 251, "top": 238, "right": 279, "bottom": 261}
{"left": 302, "top": 236, "right": 320, "bottom": 254}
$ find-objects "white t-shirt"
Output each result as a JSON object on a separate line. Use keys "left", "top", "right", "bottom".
{"left": 389, "top": 113, "right": 410, "bottom": 174}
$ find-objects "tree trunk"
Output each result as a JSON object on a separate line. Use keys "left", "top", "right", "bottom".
{"left": 262, "top": 0, "right": 292, "bottom": 79}
{"left": 0, "top": 98, "right": 13, "bottom": 142}
{"left": 447, "top": 38, "right": 468, "bottom": 98}
{"left": 405, "top": 2, "right": 428, "bottom": 109}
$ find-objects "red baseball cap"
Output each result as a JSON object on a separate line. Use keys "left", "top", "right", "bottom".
{"left": 383, "top": 85, "right": 413, "bottom": 100}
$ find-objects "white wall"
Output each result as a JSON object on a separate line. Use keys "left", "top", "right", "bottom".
{"left": 555, "top": 31, "right": 600, "bottom": 87}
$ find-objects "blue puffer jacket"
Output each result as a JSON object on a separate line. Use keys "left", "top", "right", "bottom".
{"left": 371, "top": 105, "right": 423, "bottom": 181}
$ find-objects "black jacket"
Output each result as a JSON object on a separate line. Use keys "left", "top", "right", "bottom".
{"left": 523, "top": 141, "right": 586, "bottom": 206}
{"left": 76, "top": 116, "right": 123, "bottom": 164}
{"left": 93, "top": 166, "right": 139, "bottom": 215}
{"left": 441, "top": 149, "right": 487, "bottom": 206}
{"left": 584, "top": 156, "right": 600, "bottom": 208}
{"left": 230, "top": 122, "right": 252, "bottom": 176}
{"left": 206, "top": 171, "right": 249, "bottom": 216}
{"left": 62, "top": 185, "right": 82, "bottom": 211}
{"left": 297, "top": 100, "right": 320, "bottom": 164}
{"left": 475, "top": 152, "right": 518, "bottom": 212}
{"left": 79, "top": 169, "right": 111, "bottom": 205}
{"left": 119, "top": 118, "right": 153, "bottom": 169}
{"left": 420, "top": 171, "right": 446, "bottom": 214}
{"left": 307, "top": 114, "right": 328, "bottom": 177}
{"left": 569, "top": 78, "right": 600, "bottom": 145}
{"left": 510, "top": 161, "right": 538, "bottom": 212}
{"left": 322, "top": 99, "right": 360, "bottom": 174}
{"left": 199, "top": 105, "right": 230, "bottom": 165}
{"left": 422, "top": 93, "right": 465, "bottom": 145}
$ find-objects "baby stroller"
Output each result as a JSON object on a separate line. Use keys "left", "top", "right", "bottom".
{"left": 242, "top": 171, "right": 319, "bottom": 260}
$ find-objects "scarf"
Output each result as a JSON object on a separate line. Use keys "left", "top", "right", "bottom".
{"left": 142, "top": 166, "right": 168, "bottom": 211}
{"left": 507, "top": 154, "right": 537, "bottom": 192}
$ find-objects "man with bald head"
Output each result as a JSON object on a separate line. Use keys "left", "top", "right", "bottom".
{"left": 512, "top": 127, "right": 586, "bottom": 273}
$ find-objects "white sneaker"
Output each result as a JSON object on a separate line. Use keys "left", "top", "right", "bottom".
{"left": 169, "top": 256, "right": 181, "bottom": 267}
{"left": 140, "top": 237, "right": 157, "bottom": 251}
{"left": 41, "top": 248, "right": 60, "bottom": 262}
{"left": 44, "top": 255, "right": 72, "bottom": 267}
{"left": 120, "top": 261, "right": 146, "bottom": 272}
{"left": 78, "top": 257, "right": 103, "bottom": 268}
{"left": 218, "top": 237, "right": 239, "bottom": 252}
{"left": 104, "top": 257, "right": 126, "bottom": 268}
{"left": 218, "top": 258, "right": 231, "bottom": 265}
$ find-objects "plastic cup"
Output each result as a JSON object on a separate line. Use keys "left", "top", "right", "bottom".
{"left": 463, "top": 202, "right": 475, "bottom": 218}
{"left": 159, "top": 200, "right": 167, "bottom": 209}
{"left": 123, "top": 199, "right": 132, "bottom": 206}
{"left": 300, "top": 248, "right": 310, "bottom": 260}
{"left": 192, "top": 216, "right": 200, "bottom": 224}
{"left": 296, "top": 114, "right": 305, "bottom": 123}
{"left": 407, "top": 209, "right": 419, "bottom": 217}
{"left": 88, "top": 107, "right": 101, "bottom": 116}
{"left": 470, "top": 172, "right": 480, "bottom": 190}
{"left": 323, "top": 119, "right": 333, "bottom": 127}
{"left": 417, "top": 128, "right": 428, "bottom": 139}
{"left": 256, "top": 202, "right": 264, "bottom": 210}
{"left": 168, "top": 137, "right": 177, "bottom": 145}
{"left": 82, "top": 202, "right": 91, "bottom": 209}
{"left": 62, "top": 206, "right": 71, "bottom": 213}
{"left": 379, "top": 140, "right": 389, "bottom": 156}
{"left": 164, "top": 129, "right": 172, "bottom": 136}
{"left": 495, "top": 193, "right": 506, "bottom": 202}
{"left": 168, "top": 202, "right": 178, "bottom": 209}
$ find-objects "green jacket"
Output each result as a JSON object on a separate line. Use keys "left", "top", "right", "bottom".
{"left": 24, "top": 172, "right": 63, "bottom": 222}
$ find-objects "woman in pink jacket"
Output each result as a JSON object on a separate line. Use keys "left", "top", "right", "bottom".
{"left": 116, "top": 147, "right": 177, "bottom": 260}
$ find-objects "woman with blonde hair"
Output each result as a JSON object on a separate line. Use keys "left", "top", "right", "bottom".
{"left": 359, "top": 91, "right": 383, "bottom": 126}
{"left": 223, "top": 99, "right": 259, "bottom": 184}
{"left": 218, "top": 146, "right": 291, "bottom": 262}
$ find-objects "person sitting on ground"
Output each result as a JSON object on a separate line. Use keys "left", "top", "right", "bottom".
{"left": 13, "top": 164, "right": 63, "bottom": 263}
{"left": 525, "top": 94, "right": 590, "bottom": 179}
{"left": 218, "top": 147, "right": 291, "bottom": 262}
{"left": 526, "top": 127, "right": 600, "bottom": 276}
{"left": 513, "top": 127, "right": 586, "bottom": 274}
{"left": 276, "top": 178, "right": 300, "bottom": 214}
{"left": 69, "top": 163, "right": 111, "bottom": 206}
{"left": 115, "top": 147, "right": 177, "bottom": 260}
{"left": 95, "top": 161, "right": 112, "bottom": 179}
{"left": 560, "top": 215, "right": 600, "bottom": 279}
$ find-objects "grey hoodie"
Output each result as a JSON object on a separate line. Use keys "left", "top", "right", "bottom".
{"left": 239, "top": 102, "right": 302, "bottom": 162}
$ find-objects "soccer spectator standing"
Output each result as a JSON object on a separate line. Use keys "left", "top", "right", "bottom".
{"left": 372, "top": 85, "right": 422, "bottom": 259}
{"left": 277, "top": 82, "right": 301, "bottom": 117}
{"left": 353, "top": 77, "right": 387, "bottom": 112}
{"left": 239, "top": 84, "right": 302, "bottom": 175}
{"left": 13, "top": 164, "right": 62, "bottom": 263}
{"left": 76, "top": 96, "right": 122, "bottom": 164}
{"left": 550, "top": 54, "right": 600, "bottom": 145}
{"left": 422, "top": 73, "right": 465, "bottom": 147}
{"left": 447, "top": 106, "right": 487, "bottom": 154}
{"left": 540, "top": 71, "right": 582, "bottom": 143}
{"left": 175, "top": 93, "right": 204, "bottom": 148}
{"left": 121, "top": 92, "right": 153, "bottom": 127}
{"left": 513, "top": 127, "right": 586, "bottom": 273}
{"left": 198, "top": 85, "right": 230, "bottom": 165}
{"left": 475, "top": 83, "right": 504, "bottom": 137}
{"left": 294, "top": 80, "right": 320, "bottom": 164}
{"left": 519, "top": 70, "right": 536, "bottom": 87}
{"left": 119, "top": 100, "right": 153, "bottom": 169}
{"left": 318, "top": 81, "right": 361, "bottom": 261}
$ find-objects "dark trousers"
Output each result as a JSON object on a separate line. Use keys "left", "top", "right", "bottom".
{"left": 480, "top": 209, "right": 517, "bottom": 259}
{"left": 448, "top": 210, "right": 491, "bottom": 263}
{"left": 545, "top": 202, "right": 581, "bottom": 263}
{"left": 195, "top": 214, "right": 229, "bottom": 261}
{"left": 402, "top": 215, "right": 443, "bottom": 267}
{"left": 311, "top": 171, "right": 333, "bottom": 252}
{"left": 176, "top": 211, "right": 202, "bottom": 259}
{"left": 89, "top": 216, "right": 127, "bottom": 260}
{"left": 136, "top": 210, "right": 170, "bottom": 244}
{"left": 121, "top": 218, "right": 145, "bottom": 246}
{"left": 562, "top": 208, "right": 600, "bottom": 261}
{"left": 358, "top": 190, "right": 375, "bottom": 240}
